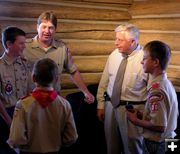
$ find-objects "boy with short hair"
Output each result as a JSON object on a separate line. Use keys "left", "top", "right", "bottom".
{"left": 8, "top": 58, "right": 78, "bottom": 153}
{"left": 127, "top": 40, "right": 178, "bottom": 154}
{"left": 0, "top": 26, "right": 33, "bottom": 154}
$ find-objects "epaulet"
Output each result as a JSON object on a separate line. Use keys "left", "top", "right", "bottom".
{"left": 26, "top": 38, "right": 33, "bottom": 43}
{"left": 54, "top": 39, "right": 66, "bottom": 46}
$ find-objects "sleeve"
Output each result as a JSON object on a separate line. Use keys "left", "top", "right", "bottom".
{"left": 7, "top": 100, "right": 28, "bottom": 148}
{"left": 27, "top": 61, "right": 35, "bottom": 93}
{"left": 147, "top": 90, "right": 168, "bottom": 127}
{"left": 96, "top": 57, "right": 109, "bottom": 109}
{"left": 64, "top": 47, "right": 77, "bottom": 74}
{"left": 62, "top": 100, "right": 78, "bottom": 147}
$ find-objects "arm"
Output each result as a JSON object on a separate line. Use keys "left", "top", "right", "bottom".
{"left": 0, "top": 94, "right": 12, "bottom": 127}
{"left": 7, "top": 101, "right": 28, "bottom": 148}
{"left": 96, "top": 59, "right": 109, "bottom": 122}
{"left": 127, "top": 110, "right": 165, "bottom": 133}
{"left": 70, "top": 70, "right": 94, "bottom": 104}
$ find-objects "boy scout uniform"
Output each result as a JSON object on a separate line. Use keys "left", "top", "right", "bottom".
{"left": 143, "top": 73, "right": 178, "bottom": 153}
{"left": 24, "top": 36, "right": 77, "bottom": 92}
{"left": 8, "top": 90, "right": 78, "bottom": 153}
{"left": 0, "top": 53, "right": 33, "bottom": 114}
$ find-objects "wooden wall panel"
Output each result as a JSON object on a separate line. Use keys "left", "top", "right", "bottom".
{"left": 60, "top": 72, "right": 102, "bottom": 89}
{"left": 0, "top": 1, "right": 131, "bottom": 21}
{"left": 129, "top": 0, "right": 180, "bottom": 92}
{"left": 131, "top": 18, "right": 180, "bottom": 31}
{"left": 73, "top": 56, "right": 107, "bottom": 72}
{"left": 130, "top": 0, "right": 180, "bottom": 16}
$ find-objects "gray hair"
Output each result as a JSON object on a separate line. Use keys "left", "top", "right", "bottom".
{"left": 115, "top": 24, "right": 140, "bottom": 43}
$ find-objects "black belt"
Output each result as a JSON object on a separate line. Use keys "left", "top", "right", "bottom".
{"left": 120, "top": 100, "right": 146, "bottom": 105}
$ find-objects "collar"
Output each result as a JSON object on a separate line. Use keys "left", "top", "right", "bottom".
{"left": 31, "top": 35, "right": 58, "bottom": 49}
{"left": 0, "top": 52, "right": 22, "bottom": 65}
{"left": 120, "top": 44, "right": 142, "bottom": 58}
{"left": 128, "top": 44, "right": 142, "bottom": 57}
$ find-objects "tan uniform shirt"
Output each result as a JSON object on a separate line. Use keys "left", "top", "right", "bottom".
{"left": 0, "top": 53, "right": 33, "bottom": 108}
{"left": 143, "top": 73, "right": 178, "bottom": 142}
{"left": 24, "top": 36, "right": 77, "bottom": 92}
{"left": 8, "top": 94, "right": 78, "bottom": 153}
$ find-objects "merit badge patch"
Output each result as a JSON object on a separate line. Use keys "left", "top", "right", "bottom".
{"left": 5, "top": 82, "right": 13, "bottom": 95}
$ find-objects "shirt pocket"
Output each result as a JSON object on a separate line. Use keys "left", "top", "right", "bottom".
{"left": 127, "top": 73, "right": 146, "bottom": 91}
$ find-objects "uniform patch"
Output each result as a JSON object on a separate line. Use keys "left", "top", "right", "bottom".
{"left": 148, "top": 92, "right": 164, "bottom": 112}
{"left": 152, "top": 83, "right": 160, "bottom": 89}
{"left": 5, "top": 82, "right": 13, "bottom": 95}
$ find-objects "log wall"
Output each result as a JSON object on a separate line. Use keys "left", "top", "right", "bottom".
{"left": 130, "top": 0, "right": 180, "bottom": 91}
{"left": 0, "top": 0, "right": 180, "bottom": 96}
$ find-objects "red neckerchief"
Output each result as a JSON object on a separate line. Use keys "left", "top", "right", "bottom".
{"left": 32, "top": 89, "right": 58, "bottom": 108}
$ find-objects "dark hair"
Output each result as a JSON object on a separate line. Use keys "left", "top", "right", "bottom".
{"left": 2, "top": 26, "right": 26, "bottom": 49}
{"left": 33, "top": 58, "right": 58, "bottom": 87}
{"left": 144, "top": 40, "right": 171, "bottom": 70}
{"left": 37, "top": 11, "right": 57, "bottom": 29}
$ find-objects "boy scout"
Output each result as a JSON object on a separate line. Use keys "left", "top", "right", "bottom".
{"left": 127, "top": 40, "right": 179, "bottom": 154}
{"left": 8, "top": 58, "right": 78, "bottom": 153}
{"left": 0, "top": 26, "right": 33, "bottom": 154}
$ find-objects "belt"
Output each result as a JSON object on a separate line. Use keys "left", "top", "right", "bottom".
{"left": 120, "top": 100, "right": 146, "bottom": 105}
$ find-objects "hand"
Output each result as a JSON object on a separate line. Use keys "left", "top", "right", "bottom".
{"left": 84, "top": 92, "right": 95, "bottom": 104}
{"left": 126, "top": 110, "right": 138, "bottom": 122}
{"left": 97, "top": 109, "right": 105, "bottom": 122}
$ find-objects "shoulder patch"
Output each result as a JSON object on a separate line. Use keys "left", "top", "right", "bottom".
{"left": 148, "top": 91, "right": 164, "bottom": 112}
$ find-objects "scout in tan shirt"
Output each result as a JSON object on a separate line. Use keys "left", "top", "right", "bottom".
{"left": 8, "top": 58, "right": 78, "bottom": 153}
{"left": 0, "top": 26, "right": 33, "bottom": 154}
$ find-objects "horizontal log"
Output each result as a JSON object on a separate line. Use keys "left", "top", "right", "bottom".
{"left": 60, "top": 72, "right": 102, "bottom": 89}
{"left": 130, "top": 0, "right": 180, "bottom": 16}
{"left": 130, "top": 18, "right": 180, "bottom": 31}
{"left": 73, "top": 56, "right": 107, "bottom": 72}
{"left": 0, "top": 19, "right": 119, "bottom": 34}
{"left": 42, "top": 0, "right": 132, "bottom": 6}
{"left": 27, "top": 32, "right": 180, "bottom": 51}
{"left": 0, "top": 1, "right": 131, "bottom": 21}
{"left": 140, "top": 32, "right": 180, "bottom": 51}
{"left": 60, "top": 40, "right": 115, "bottom": 56}
{"left": 61, "top": 0, "right": 132, "bottom": 4}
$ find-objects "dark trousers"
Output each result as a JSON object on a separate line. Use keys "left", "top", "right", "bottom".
{"left": 20, "top": 152, "right": 58, "bottom": 154}
{"left": 144, "top": 139, "right": 165, "bottom": 154}
{"left": 0, "top": 106, "right": 16, "bottom": 154}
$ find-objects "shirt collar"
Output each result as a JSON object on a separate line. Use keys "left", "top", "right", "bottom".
{"left": 31, "top": 35, "right": 58, "bottom": 49}
{"left": 128, "top": 44, "right": 142, "bottom": 57}
{"left": 0, "top": 52, "right": 19, "bottom": 65}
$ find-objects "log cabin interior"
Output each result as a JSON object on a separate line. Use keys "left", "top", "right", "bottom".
{"left": 0, "top": 0, "right": 179, "bottom": 153}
